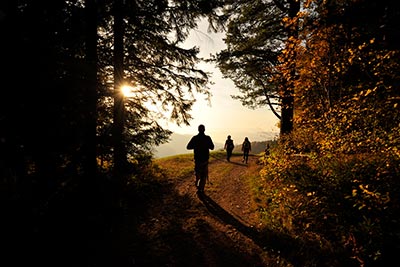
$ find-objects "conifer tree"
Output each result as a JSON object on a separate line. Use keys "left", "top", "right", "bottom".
{"left": 95, "top": 0, "right": 225, "bottom": 172}
{"left": 216, "top": 0, "right": 299, "bottom": 136}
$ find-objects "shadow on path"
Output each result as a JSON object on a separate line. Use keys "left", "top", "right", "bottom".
{"left": 227, "top": 161, "right": 248, "bottom": 167}
{"left": 210, "top": 154, "right": 254, "bottom": 167}
{"left": 197, "top": 193, "right": 342, "bottom": 267}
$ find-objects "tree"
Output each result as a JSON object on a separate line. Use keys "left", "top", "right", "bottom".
{"left": 276, "top": 0, "right": 300, "bottom": 135}
{"left": 95, "top": 0, "right": 225, "bottom": 172}
{"left": 216, "top": 0, "right": 300, "bottom": 136}
{"left": 83, "top": 0, "right": 99, "bottom": 181}
{"left": 292, "top": 0, "right": 400, "bottom": 154}
{"left": 216, "top": 0, "right": 284, "bottom": 121}
{"left": 112, "top": 0, "right": 127, "bottom": 178}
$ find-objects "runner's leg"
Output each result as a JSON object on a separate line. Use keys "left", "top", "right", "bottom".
{"left": 194, "top": 162, "right": 200, "bottom": 188}
{"left": 197, "top": 161, "right": 208, "bottom": 192}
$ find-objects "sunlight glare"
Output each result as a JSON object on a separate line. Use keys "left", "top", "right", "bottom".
{"left": 121, "top": 85, "right": 135, "bottom": 97}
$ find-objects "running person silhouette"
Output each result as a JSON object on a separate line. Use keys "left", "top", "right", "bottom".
{"left": 186, "top": 124, "right": 214, "bottom": 193}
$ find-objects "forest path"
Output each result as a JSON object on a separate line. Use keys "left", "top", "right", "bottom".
{"left": 127, "top": 153, "right": 284, "bottom": 267}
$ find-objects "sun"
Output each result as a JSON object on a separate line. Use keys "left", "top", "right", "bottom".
{"left": 121, "top": 85, "right": 134, "bottom": 97}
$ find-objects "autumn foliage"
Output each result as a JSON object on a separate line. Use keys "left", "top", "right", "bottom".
{"left": 257, "top": 1, "right": 400, "bottom": 266}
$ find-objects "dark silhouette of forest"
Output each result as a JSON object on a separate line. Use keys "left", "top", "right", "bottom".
{"left": 0, "top": 1, "right": 224, "bottom": 266}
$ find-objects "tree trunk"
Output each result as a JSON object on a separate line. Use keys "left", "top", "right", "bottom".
{"left": 83, "top": 0, "right": 98, "bottom": 180}
{"left": 280, "top": 91, "right": 294, "bottom": 135}
{"left": 279, "top": 0, "right": 300, "bottom": 136}
{"left": 113, "top": 0, "right": 127, "bottom": 178}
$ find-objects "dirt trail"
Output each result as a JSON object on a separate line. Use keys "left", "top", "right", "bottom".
{"left": 129, "top": 154, "right": 277, "bottom": 267}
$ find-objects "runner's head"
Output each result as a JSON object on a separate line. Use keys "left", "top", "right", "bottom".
{"left": 198, "top": 124, "right": 205, "bottom": 133}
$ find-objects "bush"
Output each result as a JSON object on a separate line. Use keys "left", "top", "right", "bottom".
{"left": 258, "top": 134, "right": 400, "bottom": 266}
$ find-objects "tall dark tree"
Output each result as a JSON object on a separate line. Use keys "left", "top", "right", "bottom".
{"left": 277, "top": 0, "right": 300, "bottom": 135}
{"left": 83, "top": 0, "right": 99, "bottom": 181}
{"left": 112, "top": 0, "right": 127, "bottom": 178}
{"left": 216, "top": 0, "right": 299, "bottom": 136}
{"left": 94, "top": 0, "right": 225, "bottom": 170}
{"left": 216, "top": 0, "right": 284, "bottom": 119}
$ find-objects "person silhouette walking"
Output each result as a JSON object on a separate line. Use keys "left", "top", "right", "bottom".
{"left": 224, "top": 135, "right": 234, "bottom": 162}
{"left": 241, "top": 137, "right": 251, "bottom": 164}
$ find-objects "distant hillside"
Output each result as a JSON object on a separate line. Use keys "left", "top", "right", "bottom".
{"left": 153, "top": 133, "right": 276, "bottom": 158}
{"left": 153, "top": 133, "right": 224, "bottom": 158}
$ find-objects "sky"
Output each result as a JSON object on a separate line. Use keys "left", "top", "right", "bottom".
{"left": 161, "top": 20, "right": 280, "bottom": 145}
